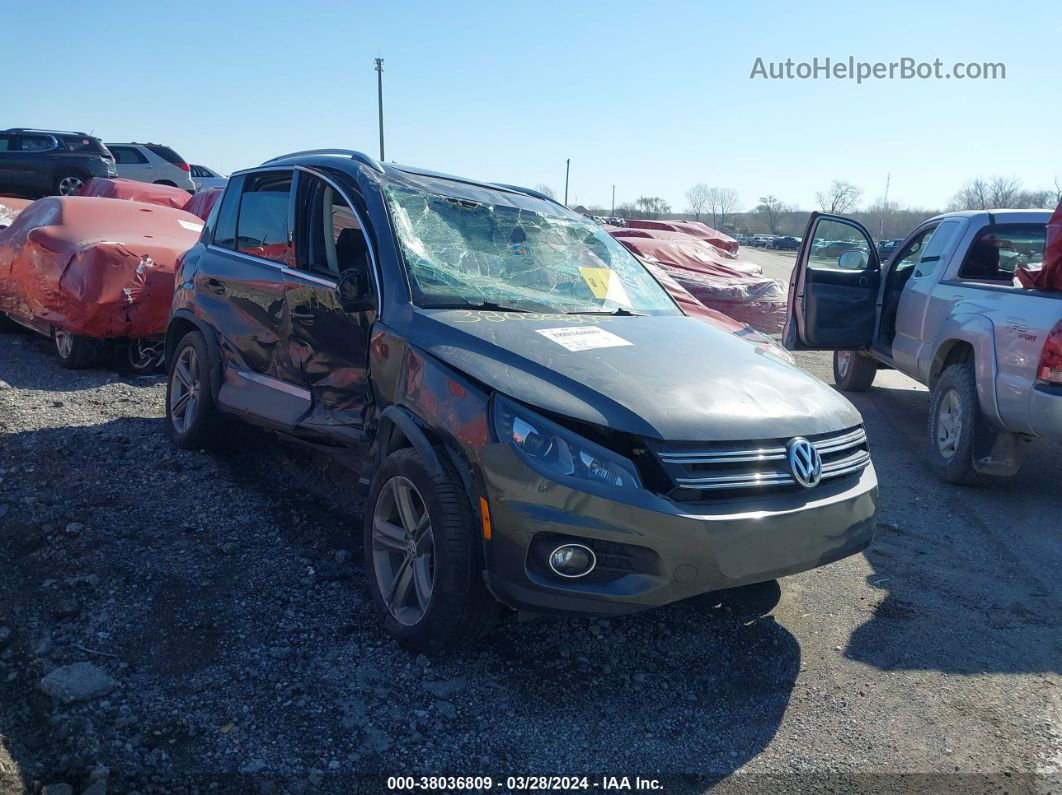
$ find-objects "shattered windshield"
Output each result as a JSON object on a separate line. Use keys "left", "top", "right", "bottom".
{"left": 383, "top": 181, "right": 679, "bottom": 315}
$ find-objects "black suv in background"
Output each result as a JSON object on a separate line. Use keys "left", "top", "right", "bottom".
{"left": 0, "top": 128, "right": 116, "bottom": 197}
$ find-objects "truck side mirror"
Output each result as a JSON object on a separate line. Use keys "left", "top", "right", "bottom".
{"left": 335, "top": 267, "right": 374, "bottom": 312}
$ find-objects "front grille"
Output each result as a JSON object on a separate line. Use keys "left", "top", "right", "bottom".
{"left": 650, "top": 426, "right": 871, "bottom": 501}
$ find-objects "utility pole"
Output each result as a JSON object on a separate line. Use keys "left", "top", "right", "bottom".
{"left": 374, "top": 58, "right": 385, "bottom": 161}
{"left": 564, "top": 159, "right": 570, "bottom": 206}
{"left": 611, "top": 185, "right": 615, "bottom": 216}
{"left": 879, "top": 172, "right": 890, "bottom": 238}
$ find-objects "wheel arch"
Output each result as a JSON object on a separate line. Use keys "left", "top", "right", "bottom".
{"left": 165, "top": 311, "right": 224, "bottom": 398}
{"left": 928, "top": 315, "right": 1002, "bottom": 426}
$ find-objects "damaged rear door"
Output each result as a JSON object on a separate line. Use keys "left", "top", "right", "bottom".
{"left": 784, "top": 212, "right": 880, "bottom": 350}
{"left": 283, "top": 167, "right": 378, "bottom": 442}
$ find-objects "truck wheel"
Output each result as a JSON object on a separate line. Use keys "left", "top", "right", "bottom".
{"left": 165, "top": 330, "right": 226, "bottom": 449}
{"left": 833, "top": 350, "right": 877, "bottom": 391}
{"left": 364, "top": 447, "right": 500, "bottom": 653}
{"left": 53, "top": 329, "right": 103, "bottom": 369}
{"left": 927, "top": 363, "right": 987, "bottom": 486}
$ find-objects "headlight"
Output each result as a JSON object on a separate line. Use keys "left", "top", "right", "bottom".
{"left": 492, "top": 394, "right": 642, "bottom": 489}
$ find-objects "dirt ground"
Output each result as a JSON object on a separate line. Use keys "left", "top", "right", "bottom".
{"left": 0, "top": 316, "right": 1060, "bottom": 793}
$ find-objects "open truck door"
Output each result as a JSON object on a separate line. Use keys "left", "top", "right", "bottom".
{"left": 783, "top": 213, "right": 880, "bottom": 350}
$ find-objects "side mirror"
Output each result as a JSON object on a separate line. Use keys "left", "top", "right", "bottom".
{"left": 335, "top": 268, "right": 375, "bottom": 312}
{"left": 837, "top": 249, "right": 867, "bottom": 270}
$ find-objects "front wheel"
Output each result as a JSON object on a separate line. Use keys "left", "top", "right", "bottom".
{"left": 53, "top": 328, "right": 103, "bottom": 369}
{"left": 833, "top": 350, "right": 877, "bottom": 392}
{"left": 927, "top": 363, "right": 989, "bottom": 485}
{"left": 364, "top": 448, "right": 500, "bottom": 653}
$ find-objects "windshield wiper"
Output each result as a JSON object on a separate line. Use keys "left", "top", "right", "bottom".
{"left": 427, "top": 301, "right": 530, "bottom": 313}
{"left": 567, "top": 307, "right": 643, "bottom": 316}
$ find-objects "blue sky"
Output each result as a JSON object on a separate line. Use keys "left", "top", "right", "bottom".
{"left": 6, "top": 0, "right": 1059, "bottom": 212}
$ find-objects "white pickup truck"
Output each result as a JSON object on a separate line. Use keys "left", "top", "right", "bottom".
{"left": 784, "top": 209, "right": 1062, "bottom": 485}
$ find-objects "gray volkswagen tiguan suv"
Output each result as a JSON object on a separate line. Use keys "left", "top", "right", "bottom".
{"left": 164, "top": 149, "right": 878, "bottom": 652}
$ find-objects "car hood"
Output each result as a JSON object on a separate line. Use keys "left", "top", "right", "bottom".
{"left": 410, "top": 309, "right": 862, "bottom": 442}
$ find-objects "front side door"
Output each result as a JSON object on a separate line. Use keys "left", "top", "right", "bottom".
{"left": 12, "top": 134, "right": 58, "bottom": 195}
{"left": 283, "top": 168, "right": 378, "bottom": 438}
{"left": 204, "top": 169, "right": 310, "bottom": 427}
{"left": 784, "top": 212, "right": 880, "bottom": 350}
{"left": 0, "top": 134, "right": 17, "bottom": 191}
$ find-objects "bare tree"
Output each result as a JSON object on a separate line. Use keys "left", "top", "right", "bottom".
{"left": 533, "top": 184, "right": 556, "bottom": 199}
{"left": 755, "top": 195, "right": 789, "bottom": 234}
{"left": 634, "top": 196, "right": 670, "bottom": 219}
{"left": 1054, "top": 176, "right": 1062, "bottom": 205}
{"left": 685, "top": 184, "right": 711, "bottom": 221}
{"left": 705, "top": 187, "right": 740, "bottom": 229}
{"left": 815, "top": 180, "right": 862, "bottom": 214}
{"left": 988, "top": 176, "right": 1023, "bottom": 208}
{"left": 615, "top": 201, "right": 638, "bottom": 220}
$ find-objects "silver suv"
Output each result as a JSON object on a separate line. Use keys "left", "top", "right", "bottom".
{"left": 106, "top": 142, "right": 195, "bottom": 191}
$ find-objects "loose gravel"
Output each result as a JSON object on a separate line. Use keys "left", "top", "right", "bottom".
{"left": 0, "top": 329, "right": 1060, "bottom": 794}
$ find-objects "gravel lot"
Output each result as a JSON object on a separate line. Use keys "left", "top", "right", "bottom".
{"left": 1, "top": 317, "right": 1060, "bottom": 794}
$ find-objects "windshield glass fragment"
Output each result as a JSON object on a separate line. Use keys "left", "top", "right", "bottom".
{"left": 383, "top": 183, "right": 680, "bottom": 315}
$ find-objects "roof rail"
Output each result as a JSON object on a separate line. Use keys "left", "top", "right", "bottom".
{"left": 261, "top": 149, "right": 384, "bottom": 173}
{"left": 492, "top": 183, "right": 568, "bottom": 209}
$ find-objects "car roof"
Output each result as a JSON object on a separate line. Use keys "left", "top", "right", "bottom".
{"left": 254, "top": 149, "right": 564, "bottom": 208}
{"left": 2, "top": 128, "right": 91, "bottom": 137}
{"left": 930, "top": 209, "right": 1053, "bottom": 221}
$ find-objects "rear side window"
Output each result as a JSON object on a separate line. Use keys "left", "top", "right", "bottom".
{"left": 236, "top": 173, "right": 293, "bottom": 264}
{"left": 61, "top": 136, "right": 108, "bottom": 153}
{"left": 111, "top": 146, "right": 148, "bottom": 164}
{"left": 146, "top": 145, "right": 186, "bottom": 165}
{"left": 0, "top": 135, "right": 11, "bottom": 152}
{"left": 19, "top": 134, "right": 57, "bottom": 152}
{"left": 958, "top": 223, "right": 1045, "bottom": 281}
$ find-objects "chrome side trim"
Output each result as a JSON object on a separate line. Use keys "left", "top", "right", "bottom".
{"left": 282, "top": 267, "right": 336, "bottom": 288}
{"left": 231, "top": 368, "right": 311, "bottom": 400}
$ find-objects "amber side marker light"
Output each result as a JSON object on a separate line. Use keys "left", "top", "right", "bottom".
{"left": 479, "top": 497, "right": 492, "bottom": 540}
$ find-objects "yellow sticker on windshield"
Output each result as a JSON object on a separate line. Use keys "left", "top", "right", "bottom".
{"left": 579, "top": 267, "right": 631, "bottom": 306}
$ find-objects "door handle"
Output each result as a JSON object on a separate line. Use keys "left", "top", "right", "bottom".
{"left": 204, "top": 278, "right": 225, "bottom": 295}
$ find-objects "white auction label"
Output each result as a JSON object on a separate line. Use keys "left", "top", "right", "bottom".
{"left": 535, "top": 326, "right": 633, "bottom": 351}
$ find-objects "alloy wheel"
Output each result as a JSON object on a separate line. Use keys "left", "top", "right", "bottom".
{"left": 372, "top": 476, "right": 435, "bottom": 626}
{"left": 54, "top": 330, "right": 74, "bottom": 358}
{"left": 936, "top": 389, "right": 963, "bottom": 458}
{"left": 836, "top": 350, "right": 852, "bottom": 378}
{"left": 58, "top": 176, "right": 84, "bottom": 196}
{"left": 169, "top": 346, "right": 200, "bottom": 434}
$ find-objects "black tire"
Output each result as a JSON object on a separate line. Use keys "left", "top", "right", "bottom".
{"left": 927, "top": 363, "right": 988, "bottom": 486}
{"left": 364, "top": 447, "right": 500, "bottom": 653}
{"left": 53, "top": 171, "right": 87, "bottom": 196}
{"left": 0, "top": 313, "right": 24, "bottom": 333}
{"left": 53, "top": 328, "right": 103, "bottom": 369}
{"left": 833, "top": 350, "right": 877, "bottom": 392}
{"left": 165, "top": 330, "right": 226, "bottom": 450}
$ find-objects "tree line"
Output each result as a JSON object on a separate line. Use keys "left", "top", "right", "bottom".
{"left": 568, "top": 176, "right": 1062, "bottom": 239}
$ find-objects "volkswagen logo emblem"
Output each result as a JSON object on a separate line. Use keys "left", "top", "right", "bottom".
{"left": 787, "top": 437, "right": 822, "bottom": 488}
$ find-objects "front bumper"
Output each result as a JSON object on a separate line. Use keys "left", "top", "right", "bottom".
{"left": 478, "top": 443, "right": 878, "bottom": 616}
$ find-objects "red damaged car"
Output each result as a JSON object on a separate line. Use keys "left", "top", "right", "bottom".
{"left": 0, "top": 195, "right": 204, "bottom": 371}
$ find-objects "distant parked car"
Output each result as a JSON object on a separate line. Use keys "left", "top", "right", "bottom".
{"left": 190, "top": 164, "right": 227, "bottom": 192}
{"left": 876, "top": 238, "right": 901, "bottom": 261}
{"left": 769, "top": 236, "right": 800, "bottom": 250}
{"left": 751, "top": 235, "right": 774, "bottom": 247}
{"left": 0, "top": 128, "right": 116, "bottom": 197}
{"left": 106, "top": 143, "right": 195, "bottom": 192}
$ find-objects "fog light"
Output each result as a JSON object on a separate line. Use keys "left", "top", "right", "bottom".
{"left": 548, "top": 544, "right": 596, "bottom": 578}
